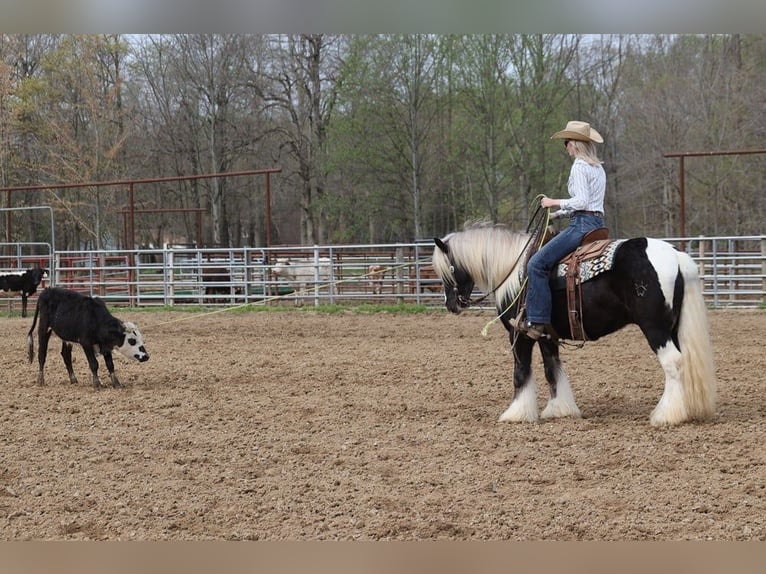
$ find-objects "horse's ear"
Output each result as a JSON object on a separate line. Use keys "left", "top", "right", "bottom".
{"left": 434, "top": 237, "right": 449, "bottom": 254}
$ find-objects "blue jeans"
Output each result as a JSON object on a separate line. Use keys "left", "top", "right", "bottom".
{"left": 525, "top": 213, "right": 605, "bottom": 324}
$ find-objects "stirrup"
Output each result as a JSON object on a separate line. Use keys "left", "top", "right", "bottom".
{"left": 512, "top": 319, "right": 558, "bottom": 342}
{"left": 524, "top": 323, "right": 549, "bottom": 341}
{"left": 509, "top": 309, "right": 526, "bottom": 330}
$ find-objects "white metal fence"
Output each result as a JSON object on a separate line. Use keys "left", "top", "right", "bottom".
{"left": 673, "top": 235, "right": 766, "bottom": 308}
{"left": 1, "top": 235, "right": 764, "bottom": 311}
{"left": 45, "top": 243, "right": 444, "bottom": 308}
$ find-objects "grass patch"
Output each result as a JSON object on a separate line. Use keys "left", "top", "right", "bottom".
{"left": 308, "top": 303, "right": 433, "bottom": 314}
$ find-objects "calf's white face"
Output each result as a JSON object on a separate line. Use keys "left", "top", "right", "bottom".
{"left": 118, "top": 322, "right": 150, "bottom": 362}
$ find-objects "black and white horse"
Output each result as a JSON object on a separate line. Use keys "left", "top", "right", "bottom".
{"left": 432, "top": 221, "right": 716, "bottom": 427}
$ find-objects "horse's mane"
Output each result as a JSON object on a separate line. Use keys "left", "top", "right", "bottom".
{"left": 433, "top": 220, "right": 530, "bottom": 308}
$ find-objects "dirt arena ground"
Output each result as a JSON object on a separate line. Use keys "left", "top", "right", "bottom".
{"left": 0, "top": 306, "right": 763, "bottom": 541}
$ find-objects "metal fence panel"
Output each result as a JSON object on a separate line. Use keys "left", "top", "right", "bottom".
{"left": 2, "top": 235, "right": 764, "bottom": 312}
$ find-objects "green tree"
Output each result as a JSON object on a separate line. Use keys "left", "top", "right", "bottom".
{"left": 450, "top": 34, "right": 518, "bottom": 224}
{"left": 617, "top": 34, "right": 766, "bottom": 237}
{"left": 258, "top": 34, "right": 344, "bottom": 245}
{"left": 9, "top": 35, "right": 130, "bottom": 249}
{"left": 127, "top": 34, "right": 270, "bottom": 247}
{"left": 328, "top": 34, "right": 444, "bottom": 242}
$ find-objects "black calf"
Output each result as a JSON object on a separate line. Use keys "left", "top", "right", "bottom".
{"left": 27, "top": 287, "right": 149, "bottom": 389}
{"left": 0, "top": 267, "right": 48, "bottom": 317}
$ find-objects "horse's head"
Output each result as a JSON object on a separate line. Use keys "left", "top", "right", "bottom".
{"left": 433, "top": 237, "right": 475, "bottom": 314}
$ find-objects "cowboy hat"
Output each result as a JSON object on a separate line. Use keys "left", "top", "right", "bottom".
{"left": 550, "top": 120, "right": 603, "bottom": 143}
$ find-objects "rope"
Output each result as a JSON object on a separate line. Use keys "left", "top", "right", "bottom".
{"left": 142, "top": 259, "right": 427, "bottom": 331}
{"left": 480, "top": 276, "right": 527, "bottom": 337}
{"left": 480, "top": 195, "right": 552, "bottom": 337}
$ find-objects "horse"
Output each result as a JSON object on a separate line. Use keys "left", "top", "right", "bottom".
{"left": 432, "top": 221, "right": 716, "bottom": 427}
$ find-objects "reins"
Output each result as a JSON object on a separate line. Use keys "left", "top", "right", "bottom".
{"left": 486, "top": 204, "right": 591, "bottom": 350}
{"left": 479, "top": 198, "right": 552, "bottom": 337}
{"left": 460, "top": 203, "right": 548, "bottom": 308}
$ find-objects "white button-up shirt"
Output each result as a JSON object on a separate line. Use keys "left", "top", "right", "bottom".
{"left": 556, "top": 158, "right": 606, "bottom": 215}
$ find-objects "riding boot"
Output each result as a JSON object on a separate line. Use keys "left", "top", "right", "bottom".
{"left": 513, "top": 320, "right": 559, "bottom": 342}
{"left": 523, "top": 322, "right": 549, "bottom": 341}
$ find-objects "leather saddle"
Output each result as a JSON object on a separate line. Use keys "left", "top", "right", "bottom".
{"left": 557, "top": 227, "right": 611, "bottom": 341}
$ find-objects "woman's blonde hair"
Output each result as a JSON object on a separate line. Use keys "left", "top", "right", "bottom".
{"left": 570, "top": 140, "right": 602, "bottom": 166}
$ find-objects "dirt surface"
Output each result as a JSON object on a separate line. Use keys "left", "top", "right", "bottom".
{"left": 0, "top": 307, "right": 764, "bottom": 540}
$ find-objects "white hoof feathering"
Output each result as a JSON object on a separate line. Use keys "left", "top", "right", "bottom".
{"left": 650, "top": 344, "right": 689, "bottom": 427}
{"left": 541, "top": 369, "right": 581, "bottom": 419}
{"left": 499, "top": 377, "right": 538, "bottom": 423}
{"left": 650, "top": 380, "right": 688, "bottom": 427}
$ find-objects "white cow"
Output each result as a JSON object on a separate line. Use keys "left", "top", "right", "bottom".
{"left": 272, "top": 257, "right": 332, "bottom": 303}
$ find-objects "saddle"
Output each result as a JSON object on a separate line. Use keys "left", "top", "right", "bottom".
{"left": 559, "top": 227, "right": 611, "bottom": 341}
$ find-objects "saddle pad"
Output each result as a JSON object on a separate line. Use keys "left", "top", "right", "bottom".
{"left": 556, "top": 239, "right": 626, "bottom": 283}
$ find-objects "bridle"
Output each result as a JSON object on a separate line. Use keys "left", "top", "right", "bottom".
{"left": 450, "top": 247, "right": 525, "bottom": 308}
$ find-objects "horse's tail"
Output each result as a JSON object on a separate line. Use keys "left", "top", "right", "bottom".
{"left": 675, "top": 251, "right": 716, "bottom": 421}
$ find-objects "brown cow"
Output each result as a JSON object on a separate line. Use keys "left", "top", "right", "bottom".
{"left": 367, "top": 264, "right": 387, "bottom": 295}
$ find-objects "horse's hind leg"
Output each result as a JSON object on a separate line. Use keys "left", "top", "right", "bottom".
{"left": 539, "top": 340, "right": 581, "bottom": 419}
{"left": 498, "top": 336, "right": 539, "bottom": 423}
{"left": 649, "top": 338, "right": 688, "bottom": 426}
{"left": 637, "top": 317, "right": 689, "bottom": 426}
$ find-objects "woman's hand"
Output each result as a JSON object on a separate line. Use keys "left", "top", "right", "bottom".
{"left": 540, "top": 196, "right": 558, "bottom": 209}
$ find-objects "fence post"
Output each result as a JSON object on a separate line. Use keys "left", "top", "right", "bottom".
{"left": 312, "top": 245, "right": 320, "bottom": 307}
{"left": 762, "top": 238, "right": 766, "bottom": 307}
{"left": 395, "top": 247, "right": 404, "bottom": 304}
{"left": 696, "top": 237, "right": 705, "bottom": 275}
{"left": 167, "top": 248, "right": 175, "bottom": 307}
{"left": 728, "top": 238, "right": 735, "bottom": 305}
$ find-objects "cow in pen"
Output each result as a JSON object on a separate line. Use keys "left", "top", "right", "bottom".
{"left": 27, "top": 287, "right": 149, "bottom": 389}
{"left": 0, "top": 267, "right": 48, "bottom": 317}
{"left": 272, "top": 257, "right": 332, "bottom": 303}
{"left": 367, "top": 264, "right": 387, "bottom": 295}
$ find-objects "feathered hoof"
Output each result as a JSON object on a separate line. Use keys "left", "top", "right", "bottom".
{"left": 649, "top": 407, "right": 688, "bottom": 427}
{"left": 498, "top": 404, "right": 539, "bottom": 423}
{"left": 541, "top": 399, "right": 581, "bottom": 419}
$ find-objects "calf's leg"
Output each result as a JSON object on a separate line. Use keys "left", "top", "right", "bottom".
{"left": 103, "top": 352, "right": 121, "bottom": 388}
{"left": 36, "top": 329, "right": 52, "bottom": 386}
{"left": 60, "top": 342, "right": 79, "bottom": 384}
{"left": 82, "top": 346, "right": 103, "bottom": 389}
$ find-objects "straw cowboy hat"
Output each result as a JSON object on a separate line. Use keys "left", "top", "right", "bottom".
{"left": 550, "top": 120, "right": 603, "bottom": 143}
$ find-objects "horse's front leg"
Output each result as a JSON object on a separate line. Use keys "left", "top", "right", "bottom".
{"left": 538, "top": 340, "right": 581, "bottom": 420}
{"left": 498, "top": 335, "right": 538, "bottom": 423}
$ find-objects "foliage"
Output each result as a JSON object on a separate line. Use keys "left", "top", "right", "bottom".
{"left": 1, "top": 34, "right": 764, "bottom": 250}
